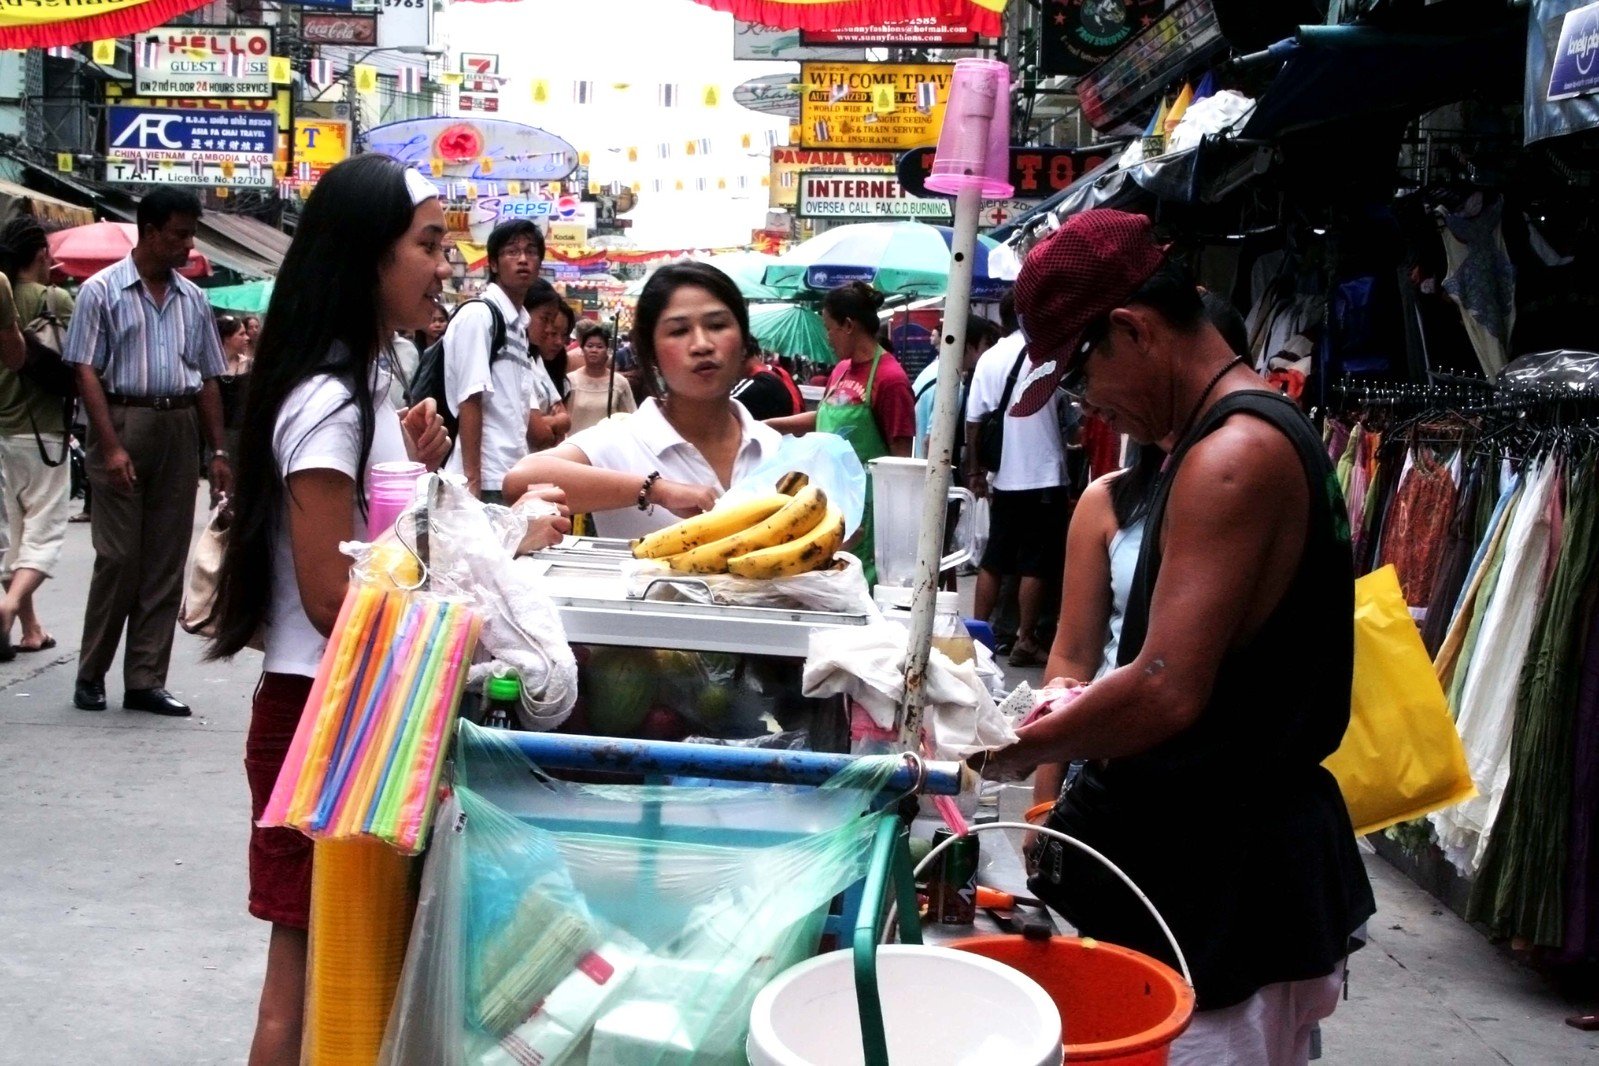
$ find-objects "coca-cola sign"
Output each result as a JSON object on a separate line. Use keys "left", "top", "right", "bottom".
{"left": 301, "top": 13, "right": 378, "bottom": 46}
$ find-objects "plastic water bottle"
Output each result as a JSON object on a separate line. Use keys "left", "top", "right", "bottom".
{"left": 484, "top": 674, "right": 519, "bottom": 730}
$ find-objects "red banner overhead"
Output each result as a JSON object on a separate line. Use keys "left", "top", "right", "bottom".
{"left": 690, "top": 0, "right": 1006, "bottom": 40}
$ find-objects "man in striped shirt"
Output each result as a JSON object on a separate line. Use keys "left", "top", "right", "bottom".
{"left": 63, "top": 187, "right": 231, "bottom": 718}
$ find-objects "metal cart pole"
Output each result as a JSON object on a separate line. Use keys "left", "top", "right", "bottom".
{"left": 497, "top": 731, "right": 964, "bottom": 793}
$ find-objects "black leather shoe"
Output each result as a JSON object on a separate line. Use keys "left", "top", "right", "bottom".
{"left": 73, "top": 678, "right": 106, "bottom": 711}
{"left": 124, "top": 687, "right": 191, "bottom": 717}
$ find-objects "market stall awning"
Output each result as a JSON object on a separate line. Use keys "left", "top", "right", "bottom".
{"left": 1238, "top": 23, "right": 1524, "bottom": 141}
{"left": 98, "top": 200, "right": 282, "bottom": 279}
{"left": 0, "top": 179, "right": 95, "bottom": 229}
{"left": 199, "top": 212, "right": 292, "bottom": 274}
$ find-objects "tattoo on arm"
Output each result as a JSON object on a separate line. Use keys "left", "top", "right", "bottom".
{"left": 1143, "top": 657, "right": 1167, "bottom": 678}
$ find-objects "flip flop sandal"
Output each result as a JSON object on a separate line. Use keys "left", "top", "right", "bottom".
{"left": 18, "top": 636, "right": 56, "bottom": 653}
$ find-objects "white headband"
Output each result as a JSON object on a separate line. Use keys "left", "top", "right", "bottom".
{"left": 404, "top": 167, "right": 439, "bottom": 206}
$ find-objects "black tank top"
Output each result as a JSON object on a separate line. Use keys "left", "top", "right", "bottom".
{"left": 1032, "top": 391, "right": 1375, "bottom": 1010}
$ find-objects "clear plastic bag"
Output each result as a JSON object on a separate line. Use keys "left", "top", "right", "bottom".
{"left": 1498, "top": 349, "right": 1599, "bottom": 391}
{"left": 622, "top": 552, "right": 876, "bottom": 617}
{"left": 724, "top": 433, "right": 868, "bottom": 537}
{"left": 379, "top": 723, "right": 900, "bottom": 1065}
{"left": 424, "top": 476, "right": 580, "bottom": 730}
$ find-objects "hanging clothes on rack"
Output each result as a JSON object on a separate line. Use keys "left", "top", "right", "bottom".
{"left": 1554, "top": 592, "right": 1599, "bottom": 964}
{"left": 1420, "top": 460, "right": 1487, "bottom": 656}
{"left": 1469, "top": 458, "right": 1597, "bottom": 945}
{"left": 1430, "top": 458, "right": 1560, "bottom": 876}
{"left": 1377, "top": 439, "right": 1459, "bottom": 610}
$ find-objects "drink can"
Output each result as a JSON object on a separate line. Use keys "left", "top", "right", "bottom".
{"left": 929, "top": 827, "right": 979, "bottom": 925}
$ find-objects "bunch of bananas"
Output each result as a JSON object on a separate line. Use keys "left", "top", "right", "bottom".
{"left": 629, "top": 472, "right": 845, "bottom": 579}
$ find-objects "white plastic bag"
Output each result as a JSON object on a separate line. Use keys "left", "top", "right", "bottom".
{"left": 424, "top": 476, "right": 580, "bottom": 730}
{"left": 723, "top": 434, "right": 868, "bottom": 537}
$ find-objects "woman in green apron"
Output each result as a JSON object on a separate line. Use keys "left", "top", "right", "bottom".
{"left": 769, "top": 282, "right": 916, "bottom": 585}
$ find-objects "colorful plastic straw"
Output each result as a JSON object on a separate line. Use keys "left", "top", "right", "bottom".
{"left": 259, "top": 582, "right": 481, "bottom": 854}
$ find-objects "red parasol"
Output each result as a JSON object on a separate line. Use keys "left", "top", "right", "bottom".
{"left": 47, "top": 221, "right": 212, "bottom": 282}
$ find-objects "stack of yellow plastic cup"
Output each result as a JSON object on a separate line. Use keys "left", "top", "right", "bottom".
{"left": 303, "top": 838, "right": 416, "bottom": 1063}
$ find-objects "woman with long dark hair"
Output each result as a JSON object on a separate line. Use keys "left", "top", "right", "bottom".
{"left": 204, "top": 154, "right": 506, "bottom": 1064}
{"left": 504, "top": 262, "right": 782, "bottom": 537}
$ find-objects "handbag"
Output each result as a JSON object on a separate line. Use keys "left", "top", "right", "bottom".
{"left": 1323, "top": 565, "right": 1476, "bottom": 835}
{"left": 974, "top": 345, "right": 1027, "bottom": 473}
{"left": 182, "top": 501, "right": 265, "bottom": 652}
{"left": 19, "top": 286, "right": 75, "bottom": 467}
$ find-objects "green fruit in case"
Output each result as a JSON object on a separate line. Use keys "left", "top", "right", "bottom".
{"left": 584, "top": 647, "right": 656, "bottom": 735}
{"left": 696, "top": 683, "right": 734, "bottom": 727}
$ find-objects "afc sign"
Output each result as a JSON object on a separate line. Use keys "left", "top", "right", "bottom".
{"left": 112, "top": 113, "right": 188, "bottom": 150}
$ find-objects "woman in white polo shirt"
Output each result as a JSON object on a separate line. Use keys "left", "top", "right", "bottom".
{"left": 504, "top": 262, "right": 781, "bottom": 538}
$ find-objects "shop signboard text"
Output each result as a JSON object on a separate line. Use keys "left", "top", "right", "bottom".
{"left": 300, "top": 13, "right": 377, "bottom": 45}
{"left": 801, "top": 17, "right": 978, "bottom": 46}
{"left": 796, "top": 172, "right": 951, "bottom": 220}
{"left": 798, "top": 62, "right": 952, "bottom": 150}
{"left": 768, "top": 145, "right": 897, "bottom": 208}
{"left": 134, "top": 26, "right": 274, "bottom": 99}
{"left": 106, "top": 106, "right": 275, "bottom": 187}
{"left": 1549, "top": 0, "right": 1599, "bottom": 101}
{"left": 896, "top": 144, "right": 1116, "bottom": 199}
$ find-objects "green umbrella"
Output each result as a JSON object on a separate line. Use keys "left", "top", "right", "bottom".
{"left": 750, "top": 303, "right": 836, "bottom": 364}
{"left": 204, "top": 278, "right": 274, "bottom": 314}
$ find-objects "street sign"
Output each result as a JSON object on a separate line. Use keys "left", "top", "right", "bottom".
{"left": 795, "top": 172, "right": 951, "bottom": 220}
{"left": 134, "top": 25, "right": 274, "bottom": 99}
{"left": 105, "top": 106, "right": 276, "bottom": 187}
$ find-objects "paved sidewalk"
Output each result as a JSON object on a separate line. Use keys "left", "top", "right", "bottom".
{"left": 0, "top": 493, "right": 1593, "bottom": 1063}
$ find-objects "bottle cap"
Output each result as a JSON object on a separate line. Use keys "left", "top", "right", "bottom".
{"left": 486, "top": 674, "right": 521, "bottom": 702}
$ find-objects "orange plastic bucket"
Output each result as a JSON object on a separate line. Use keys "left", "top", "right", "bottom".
{"left": 951, "top": 935, "right": 1194, "bottom": 1065}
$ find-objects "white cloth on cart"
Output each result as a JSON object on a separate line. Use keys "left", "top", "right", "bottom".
{"left": 802, "top": 619, "right": 1017, "bottom": 759}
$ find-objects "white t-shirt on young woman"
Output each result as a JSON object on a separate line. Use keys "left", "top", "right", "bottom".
{"left": 264, "top": 370, "right": 409, "bottom": 677}
{"left": 563, "top": 397, "right": 781, "bottom": 540}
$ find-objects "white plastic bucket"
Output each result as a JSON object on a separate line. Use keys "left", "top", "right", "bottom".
{"left": 748, "top": 944, "right": 1063, "bottom": 1066}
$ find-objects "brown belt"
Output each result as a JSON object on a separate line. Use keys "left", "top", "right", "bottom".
{"left": 106, "top": 394, "right": 197, "bottom": 410}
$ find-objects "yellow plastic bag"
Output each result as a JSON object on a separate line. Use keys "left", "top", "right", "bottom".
{"left": 1324, "top": 565, "right": 1477, "bottom": 836}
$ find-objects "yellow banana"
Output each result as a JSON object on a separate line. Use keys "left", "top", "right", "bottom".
{"left": 630, "top": 493, "right": 789, "bottom": 559}
{"left": 666, "top": 486, "right": 828, "bottom": 574}
{"left": 728, "top": 504, "right": 845, "bottom": 578}
{"left": 775, "top": 470, "right": 809, "bottom": 496}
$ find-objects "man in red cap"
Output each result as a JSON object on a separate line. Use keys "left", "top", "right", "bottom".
{"left": 983, "top": 209, "right": 1373, "bottom": 1064}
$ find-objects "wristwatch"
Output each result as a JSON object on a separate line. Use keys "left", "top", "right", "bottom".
{"left": 206, "top": 448, "right": 231, "bottom": 464}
